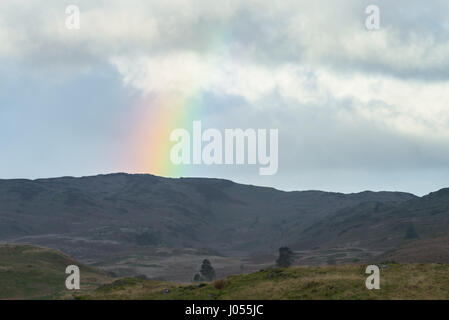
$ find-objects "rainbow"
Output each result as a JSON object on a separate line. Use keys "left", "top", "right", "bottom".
{"left": 125, "top": 91, "right": 206, "bottom": 177}
{"left": 124, "top": 26, "right": 236, "bottom": 177}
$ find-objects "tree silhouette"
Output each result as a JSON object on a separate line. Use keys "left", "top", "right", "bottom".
{"left": 196, "top": 259, "right": 216, "bottom": 281}
{"left": 276, "top": 247, "right": 295, "bottom": 267}
{"left": 405, "top": 223, "right": 419, "bottom": 239}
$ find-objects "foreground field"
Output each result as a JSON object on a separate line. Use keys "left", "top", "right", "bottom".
{"left": 2, "top": 244, "right": 449, "bottom": 300}
{"left": 76, "top": 263, "right": 449, "bottom": 300}
{"left": 0, "top": 244, "right": 110, "bottom": 299}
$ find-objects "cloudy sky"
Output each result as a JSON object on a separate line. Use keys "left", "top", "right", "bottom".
{"left": 1, "top": 0, "right": 449, "bottom": 195}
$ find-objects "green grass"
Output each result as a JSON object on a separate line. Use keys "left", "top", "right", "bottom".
{"left": 76, "top": 263, "right": 449, "bottom": 300}
{"left": 0, "top": 244, "right": 110, "bottom": 299}
{"left": 2, "top": 243, "right": 449, "bottom": 300}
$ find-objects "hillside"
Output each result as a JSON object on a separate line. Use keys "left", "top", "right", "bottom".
{"left": 294, "top": 188, "right": 449, "bottom": 253}
{"left": 0, "top": 173, "right": 415, "bottom": 260}
{"left": 76, "top": 264, "right": 449, "bottom": 300}
{"left": 3, "top": 173, "right": 449, "bottom": 281}
{"left": 375, "top": 234, "right": 449, "bottom": 264}
{"left": 0, "top": 244, "right": 110, "bottom": 299}
{"left": 2, "top": 243, "right": 449, "bottom": 300}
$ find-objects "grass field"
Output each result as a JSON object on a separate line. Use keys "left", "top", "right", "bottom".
{"left": 2, "top": 244, "right": 449, "bottom": 300}
{"left": 75, "top": 263, "right": 449, "bottom": 300}
{"left": 0, "top": 244, "right": 110, "bottom": 299}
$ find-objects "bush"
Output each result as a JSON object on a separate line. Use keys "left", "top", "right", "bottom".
{"left": 276, "top": 247, "right": 296, "bottom": 267}
{"left": 200, "top": 259, "right": 216, "bottom": 281}
{"left": 405, "top": 223, "right": 419, "bottom": 239}
{"left": 135, "top": 231, "right": 160, "bottom": 246}
{"left": 213, "top": 279, "right": 227, "bottom": 290}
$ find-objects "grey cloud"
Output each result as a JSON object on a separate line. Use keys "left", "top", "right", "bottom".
{"left": 3, "top": 0, "right": 449, "bottom": 81}
{"left": 2, "top": 0, "right": 449, "bottom": 196}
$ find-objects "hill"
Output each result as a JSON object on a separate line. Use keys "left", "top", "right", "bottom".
{"left": 0, "top": 244, "right": 110, "bottom": 299}
{"left": 4, "top": 173, "right": 449, "bottom": 280}
{"left": 375, "top": 234, "right": 449, "bottom": 264}
{"left": 294, "top": 188, "right": 449, "bottom": 255}
{"left": 0, "top": 173, "right": 415, "bottom": 262}
{"left": 75, "top": 263, "right": 449, "bottom": 300}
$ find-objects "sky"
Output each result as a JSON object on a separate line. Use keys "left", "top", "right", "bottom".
{"left": 1, "top": 0, "right": 449, "bottom": 196}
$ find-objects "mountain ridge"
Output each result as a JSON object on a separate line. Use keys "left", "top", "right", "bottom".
{"left": 2, "top": 172, "right": 448, "bottom": 280}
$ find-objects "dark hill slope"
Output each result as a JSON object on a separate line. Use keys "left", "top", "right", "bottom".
{"left": 294, "top": 188, "right": 449, "bottom": 252}
{"left": 0, "top": 173, "right": 415, "bottom": 258}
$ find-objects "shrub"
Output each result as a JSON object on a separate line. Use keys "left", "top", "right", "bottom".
{"left": 200, "top": 259, "right": 216, "bottom": 281}
{"left": 213, "top": 279, "right": 227, "bottom": 290}
{"left": 405, "top": 223, "right": 419, "bottom": 239}
{"left": 276, "top": 247, "right": 296, "bottom": 267}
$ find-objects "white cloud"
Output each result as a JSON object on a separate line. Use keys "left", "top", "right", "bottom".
{"left": 2, "top": 0, "right": 448, "bottom": 139}
{"left": 111, "top": 49, "right": 449, "bottom": 140}
{"left": 2, "top": 0, "right": 449, "bottom": 184}
{"left": 1, "top": 0, "right": 449, "bottom": 77}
